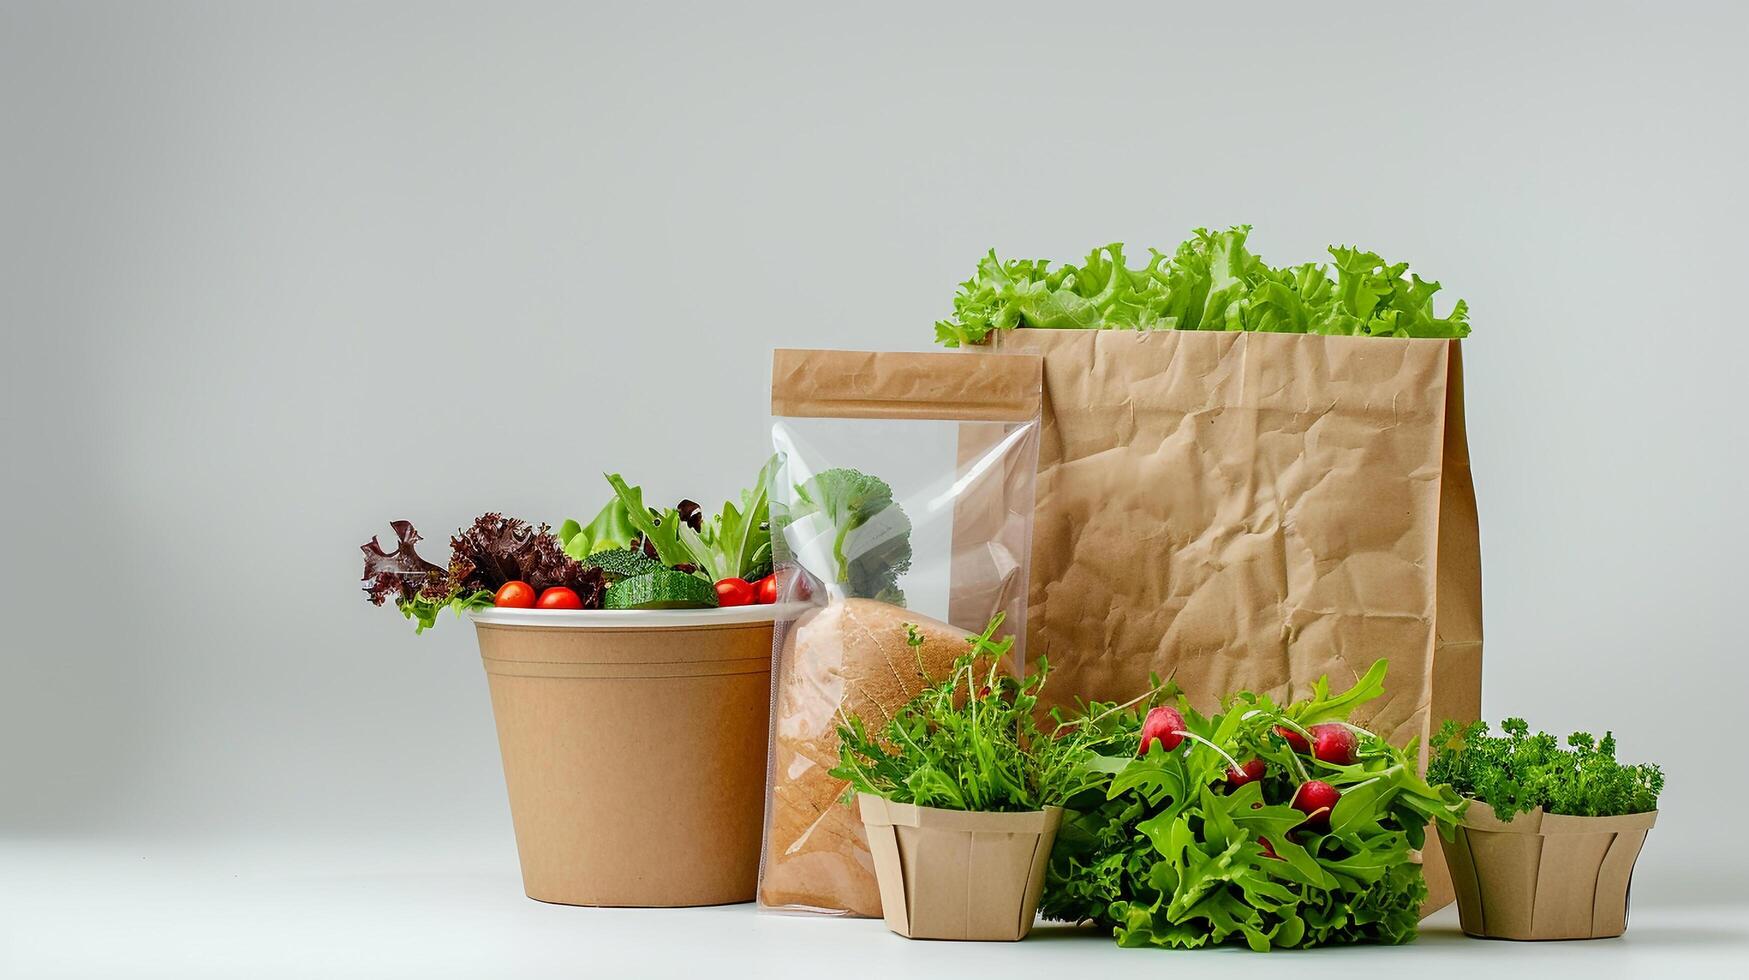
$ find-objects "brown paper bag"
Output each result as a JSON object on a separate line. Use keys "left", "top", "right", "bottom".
{"left": 979, "top": 328, "right": 1483, "bottom": 910}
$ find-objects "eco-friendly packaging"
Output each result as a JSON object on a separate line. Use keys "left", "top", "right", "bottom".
{"left": 858, "top": 794, "right": 1061, "bottom": 941}
{"left": 759, "top": 348, "right": 1043, "bottom": 916}
{"left": 980, "top": 329, "right": 1483, "bottom": 909}
{"left": 1440, "top": 802, "right": 1656, "bottom": 940}
{"left": 473, "top": 605, "right": 781, "bottom": 907}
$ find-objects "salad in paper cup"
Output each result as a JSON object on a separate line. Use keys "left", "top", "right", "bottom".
{"left": 359, "top": 458, "right": 783, "bottom": 629}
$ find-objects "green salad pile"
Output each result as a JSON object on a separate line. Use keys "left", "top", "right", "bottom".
{"left": 934, "top": 226, "right": 1469, "bottom": 347}
{"left": 1043, "top": 661, "right": 1466, "bottom": 951}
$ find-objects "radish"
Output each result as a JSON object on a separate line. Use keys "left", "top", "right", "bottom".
{"left": 1310, "top": 723, "right": 1358, "bottom": 765}
{"left": 1139, "top": 706, "right": 1186, "bottom": 756}
{"left": 1226, "top": 758, "right": 1267, "bottom": 787}
{"left": 1275, "top": 725, "right": 1310, "bottom": 753}
{"left": 1292, "top": 780, "right": 1340, "bottom": 831}
{"left": 1258, "top": 836, "right": 1280, "bottom": 860}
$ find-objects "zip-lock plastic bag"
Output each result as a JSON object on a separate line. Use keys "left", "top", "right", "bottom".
{"left": 757, "top": 348, "right": 1043, "bottom": 916}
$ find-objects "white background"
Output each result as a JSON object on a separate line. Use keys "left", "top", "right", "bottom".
{"left": 4, "top": 1, "right": 1746, "bottom": 976}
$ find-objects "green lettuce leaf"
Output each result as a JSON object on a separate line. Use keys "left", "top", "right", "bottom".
{"left": 677, "top": 455, "right": 776, "bottom": 582}
{"left": 934, "top": 227, "right": 1470, "bottom": 347}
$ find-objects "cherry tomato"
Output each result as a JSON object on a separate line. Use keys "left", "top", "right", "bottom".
{"left": 755, "top": 575, "right": 779, "bottom": 605}
{"left": 494, "top": 581, "right": 537, "bottom": 608}
{"left": 715, "top": 577, "right": 754, "bottom": 607}
{"left": 536, "top": 587, "right": 583, "bottom": 610}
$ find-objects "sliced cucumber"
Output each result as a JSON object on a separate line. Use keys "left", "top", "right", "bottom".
{"left": 603, "top": 570, "right": 719, "bottom": 610}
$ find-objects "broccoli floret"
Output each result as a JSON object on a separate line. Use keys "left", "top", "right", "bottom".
{"left": 789, "top": 468, "right": 913, "bottom": 605}
{"left": 580, "top": 547, "right": 666, "bottom": 581}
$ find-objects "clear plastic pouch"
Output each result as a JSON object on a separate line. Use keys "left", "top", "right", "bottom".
{"left": 757, "top": 349, "right": 1042, "bottom": 915}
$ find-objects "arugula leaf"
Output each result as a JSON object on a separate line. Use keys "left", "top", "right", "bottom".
{"left": 829, "top": 616, "right": 1109, "bottom": 813}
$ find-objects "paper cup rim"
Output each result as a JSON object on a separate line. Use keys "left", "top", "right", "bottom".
{"left": 469, "top": 601, "right": 807, "bottom": 629}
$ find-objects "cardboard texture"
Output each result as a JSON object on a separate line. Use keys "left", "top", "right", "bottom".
{"left": 759, "top": 602, "right": 974, "bottom": 915}
{"left": 1440, "top": 802, "right": 1657, "bottom": 940}
{"left": 978, "top": 329, "right": 1484, "bottom": 912}
{"left": 858, "top": 795, "right": 1061, "bottom": 941}
{"left": 475, "top": 618, "right": 773, "bottom": 907}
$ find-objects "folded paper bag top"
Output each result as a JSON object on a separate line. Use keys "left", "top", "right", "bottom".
{"left": 770, "top": 347, "right": 1043, "bottom": 422}
{"left": 1441, "top": 802, "right": 1657, "bottom": 941}
{"left": 858, "top": 794, "right": 1062, "bottom": 942}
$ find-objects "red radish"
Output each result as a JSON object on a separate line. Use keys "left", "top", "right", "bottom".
{"left": 715, "top": 577, "right": 754, "bottom": 607}
{"left": 1138, "top": 706, "right": 1187, "bottom": 756}
{"left": 536, "top": 586, "right": 582, "bottom": 610}
{"left": 1226, "top": 758, "right": 1267, "bottom": 787}
{"left": 1258, "top": 837, "right": 1280, "bottom": 860}
{"left": 754, "top": 575, "right": 778, "bottom": 605}
{"left": 1310, "top": 723, "right": 1358, "bottom": 765}
{"left": 1292, "top": 780, "right": 1341, "bottom": 831}
{"left": 1275, "top": 725, "right": 1310, "bottom": 753}
{"left": 494, "top": 581, "right": 536, "bottom": 608}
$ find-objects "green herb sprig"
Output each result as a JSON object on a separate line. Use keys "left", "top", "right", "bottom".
{"left": 1427, "top": 719, "right": 1663, "bottom": 820}
{"left": 829, "top": 616, "right": 1147, "bottom": 813}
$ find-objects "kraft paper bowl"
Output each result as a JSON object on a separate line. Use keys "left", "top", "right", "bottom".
{"left": 1439, "top": 801, "right": 1657, "bottom": 940}
{"left": 470, "top": 604, "right": 796, "bottom": 907}
{"left": 857, "top": 794, "right": 1062, "bottom": 941}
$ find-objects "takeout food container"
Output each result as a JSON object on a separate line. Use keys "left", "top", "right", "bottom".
{"left": 858, "top": 794, "right": 1061, "bottom": 941}
{"left": 1439, "top": 801, "right": 1657, "bottom": 940}
{"left": 472, "top": 604, "right": 791, "bottom": 907}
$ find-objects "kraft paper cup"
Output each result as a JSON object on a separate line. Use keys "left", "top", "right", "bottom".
{"left": 1440, "top": 801, "right": 1657, "bottom": 940}
{"left": 471, "top": 604, "right": 797, "bottom": 907}
{"left": 857, "top": 794, "right": 1061, "bottom": 941}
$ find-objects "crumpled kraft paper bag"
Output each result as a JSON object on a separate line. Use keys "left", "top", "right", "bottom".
{"left": 977, "top": 328, "right": 1484, "bottom": 912}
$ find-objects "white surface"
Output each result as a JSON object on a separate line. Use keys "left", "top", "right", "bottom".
{"left": 4, "top": 838, "right": 1744, "bottom": 979}
{"left": 470, "top": 601, "right": 808, "bottom": 628}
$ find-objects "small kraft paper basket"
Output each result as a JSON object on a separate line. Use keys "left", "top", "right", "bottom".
{"left": 857, "top": 794, "right": 1061, "bottom": 941}
{"left": 1439, "top": 801, "right": 1657, "bottom": 940}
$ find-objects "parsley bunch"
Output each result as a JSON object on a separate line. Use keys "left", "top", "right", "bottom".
{"left": 1427, "top": 719, "right": 1663, "bottom": 820}
{"left": 829, "top": 616, "right": 1121, "bottom": 812}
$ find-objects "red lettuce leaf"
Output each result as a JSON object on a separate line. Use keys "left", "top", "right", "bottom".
{"left": 360, "top": 521, "right": 449, "bottom": 606}
{"left": 449, "top": 513, "right": 605, "bottom": 608}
